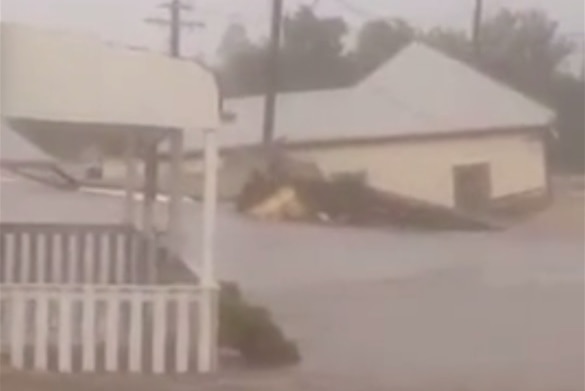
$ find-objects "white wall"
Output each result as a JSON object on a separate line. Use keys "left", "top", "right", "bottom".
{"left": 103, "top": 131, "right": 547, "bottom": 207}
{"left": 291, "top": 132, "right": 547, "bottom": 207}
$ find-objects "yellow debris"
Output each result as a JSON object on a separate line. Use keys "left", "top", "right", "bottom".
{"left": 248, "top": 186, "right": 310, "bottom": 221}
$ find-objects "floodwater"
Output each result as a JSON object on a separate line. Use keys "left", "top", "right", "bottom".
{"left": 2, "top": 177, "right": 584, "bottom": 390}
{"left": 179, "top": 198, "right": 584, "bottom": 390}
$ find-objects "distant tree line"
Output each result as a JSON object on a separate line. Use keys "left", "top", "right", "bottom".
{"left": 216, "top": 6, "right": 584, "bottom": 173}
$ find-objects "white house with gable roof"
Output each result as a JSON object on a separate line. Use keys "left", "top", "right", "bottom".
{"left": 182, "top": 42, "right": 556, "bottom": 211}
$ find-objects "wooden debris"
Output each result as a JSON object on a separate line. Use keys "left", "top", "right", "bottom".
{"left": 237, "top": 171, "right": 500, "bottom": 231}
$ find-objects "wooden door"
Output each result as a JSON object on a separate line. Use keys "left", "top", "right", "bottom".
{"left": 453, "top": 163, "right": 491, "bottom": 211}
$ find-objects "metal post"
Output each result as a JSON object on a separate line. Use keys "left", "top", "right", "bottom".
{"left": 262, "top": 0, "right": 283, "bottom": 144}
{"left": 142, "top": 141, "right": 159, "bottom": 282}
{"left": 197, "top": 128, "right": 218, "bottom": 373}
{"left": 169, "top": 0, "right": 181, "bottom": 57}
{"left": 200, "top": 129, "right": 217, "bottom": 288}
{"left": 142, "top": 142, "right": 157, "bottom": 235}
{"left": 471, "top": 0, "right": 483, "bottom": 60}
{"left": 167, "top": 130, "right": 184, "bottom": 254}
{"left": 124, "top": 134, "right": 138, "bottom": 226}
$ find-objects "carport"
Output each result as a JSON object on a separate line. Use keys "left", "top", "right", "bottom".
{"left": 0, "top": 23, "right": 221, "bottom": 373}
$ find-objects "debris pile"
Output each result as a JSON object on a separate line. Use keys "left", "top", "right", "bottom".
{"left": 236, "top": 157, "right": 498, "bottom": 231}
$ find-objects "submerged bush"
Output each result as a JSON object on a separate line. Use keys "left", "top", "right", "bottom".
{"left": 219, "top": 282, "right": 300, "bottom": 367}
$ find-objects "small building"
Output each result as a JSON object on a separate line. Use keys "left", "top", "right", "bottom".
{"left": 183, "top": 42, "right": 555, "bottom": 212}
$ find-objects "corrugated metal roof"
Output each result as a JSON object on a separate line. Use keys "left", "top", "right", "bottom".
{"left": 186, "top": 42, "right": 554, "bottom": 151}
{"left": 357, "top": 42, "right": 554, "bottom": 130}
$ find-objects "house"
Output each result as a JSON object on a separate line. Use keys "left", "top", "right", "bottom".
{"left": 181, "top": 42, "right": 555, "bottom": 212}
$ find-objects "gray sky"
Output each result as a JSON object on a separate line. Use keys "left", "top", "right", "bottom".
{"left": 2, "top": 0, "right": 583, "bottom": 63}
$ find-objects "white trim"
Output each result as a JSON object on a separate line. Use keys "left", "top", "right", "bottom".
{"left": 197, "top": 129, "right": 219, "bottom": 373}
{"left": 0, "top": 284, "right": 205, "bottom": 373}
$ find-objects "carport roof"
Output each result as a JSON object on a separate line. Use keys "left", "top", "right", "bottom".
{"left": 0, "top": 125, "right": 54, "bottom": 164}
{"left": 1, "top": 23, "right": 220, "bottom": 146}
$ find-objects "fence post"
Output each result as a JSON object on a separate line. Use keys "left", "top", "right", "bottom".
{"left": 104, "top": 290, "right": 120, "bottom": 372}
{"left": 152, "top": 290, "right": 167, "bottom": 373}
{"left": 33, "top": 291, "right": 49, "bottom": 370}
{"left": 81, "top": 287, "right": 97, "bottom": 371}
{"left": 4, "top": 233, "right": 15, "bottom": 283}
{"left": 10, "top": 289, "right": 25, "bottom": 368}
{"left": 19, "top": 233, "right": 30, "bottom": 283}
{"left": 128, "top": 290, "right": 143, "bottom": 373}
{"left": 57, "top": 292, "right": 73, "bottom": 372}
{"left": 175, "top": 290, "right": 190, "bottom": 373}
{"left": 197, "top": 285, "right": 219, "bottom": 373}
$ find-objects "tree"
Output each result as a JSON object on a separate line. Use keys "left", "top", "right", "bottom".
{"left": 216, "top": 23, "right": 268, "bottom": 96}
{"left": 217, "top": 7, "right": 352, "bottom": 95}
{"left": 422, "top": 27, "right": 473, "bottom": 62}
{"left": 279, "top": 5, "right": 352, "bottom": 90}
{"left": 478, "top": 9, "right": 574, "bottom": 98}
{"left": 217, "top": 23, "right": 253, "bottom": 60}
{"left": 421, "top": 9, "right": 582, "bottom": 173}
{"left": 216, "top": 8, "right": 582, "bottom": 173}
{"left": 423, "top": 9, "right": 574, "bottom": 99}
{"left": 350, "top": 18, "right": 415, "bottom": 78}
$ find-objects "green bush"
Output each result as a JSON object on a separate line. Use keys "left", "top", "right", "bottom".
{"left": 218, "top": 282, "right": 300, "bottom": 367}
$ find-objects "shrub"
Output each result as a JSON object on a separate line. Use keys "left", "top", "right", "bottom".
{"left": 218, "top": 282, "right": 300, "bottom": 367}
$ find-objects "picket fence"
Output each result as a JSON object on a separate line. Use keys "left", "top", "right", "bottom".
{"left": 0, "top": 223, "right": 214, "bottom": 374}
{"left": 0, "top": 223, "right": 157, "bottom": 284}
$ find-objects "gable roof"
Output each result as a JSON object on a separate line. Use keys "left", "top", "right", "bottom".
{"left": 187, "top": 41, "right": 555, "bottom": 152}
{"left": 357, "top": 42, "right": 554, "bottom": 131}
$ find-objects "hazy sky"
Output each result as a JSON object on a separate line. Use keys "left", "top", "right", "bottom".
{"left": 2, "top": 0, "right": 583, "bottom": 63}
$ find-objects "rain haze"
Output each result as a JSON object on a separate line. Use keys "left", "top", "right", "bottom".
{"left": 1, "top": 0, "right": 584, "bottom": 60}
{"left": 0, "top": 0, "right": 584, "bottom": 390}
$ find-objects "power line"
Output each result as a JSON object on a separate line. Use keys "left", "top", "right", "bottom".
{"left": 145, "top": 0, "right": 204, "bottom": 57}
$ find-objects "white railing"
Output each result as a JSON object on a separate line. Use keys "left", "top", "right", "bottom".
{"left": 0, "top": 284, "right": 217, "bottom": 373}
{"left": 0, "top": 223, "right": 195, "bottom": 285}
{"left": 1, "top": 224, "right": 142, "bottom": 284}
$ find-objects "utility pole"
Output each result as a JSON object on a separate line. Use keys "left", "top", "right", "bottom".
{"left": 146, "top": 0, "right": 203, "bottom": 58}
{"left": 262, "top": 0, "right": 284, "bottom": 145}
{"left": 471, "top": 0, "right": 483, "bottom": 60}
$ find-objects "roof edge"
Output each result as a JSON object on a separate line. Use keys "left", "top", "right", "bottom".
{"left": 394, "top": 40, "right": 556, "bottom": 117}
{"left": 171, "top": 123, "right": 549, "bottom": 158}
